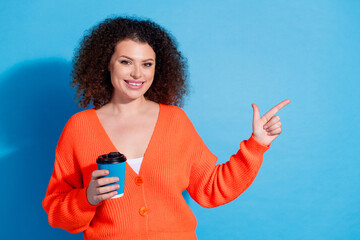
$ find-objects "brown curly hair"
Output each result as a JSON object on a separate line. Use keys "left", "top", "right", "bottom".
{"left": 71, "top": 17, "right": 188, "bottom": 109}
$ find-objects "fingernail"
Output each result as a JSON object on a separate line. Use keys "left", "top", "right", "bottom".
{"left": 116, "top": 177, "right": 119, "bottom": 182}
{"left": 105, "top": 170, "right": 109, "bottom": 174}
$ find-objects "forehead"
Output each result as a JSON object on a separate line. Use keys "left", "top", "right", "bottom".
{"left": 113, "top": 39, "right": 155, "bottom": 59}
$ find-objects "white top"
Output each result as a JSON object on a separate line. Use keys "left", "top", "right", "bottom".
{"left": 127, "top": 157, "right": 143, "bottom": 174}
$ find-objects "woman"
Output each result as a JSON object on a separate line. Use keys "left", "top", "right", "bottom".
{"left": 42, "top": 17, "right": 290, "bottom": 239}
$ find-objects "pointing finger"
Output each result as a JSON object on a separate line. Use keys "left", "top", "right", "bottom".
{"left": 261, "top": 99, "right": 290, "bottom": 122}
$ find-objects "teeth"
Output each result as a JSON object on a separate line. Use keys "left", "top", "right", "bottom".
{"left": 127, "top": 82, "right": 143, "bottom": 86}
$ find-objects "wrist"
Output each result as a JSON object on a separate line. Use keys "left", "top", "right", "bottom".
{"left": 251, "top": 133, "right": 271, "bottom": 147}
{"left": 86, "top": 186, "right": 98, "bottom": 206}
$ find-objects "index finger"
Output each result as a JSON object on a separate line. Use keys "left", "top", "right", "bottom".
{"left": 261, "top": 99, "right": 290, "bottom": 122}
{"left": 91, "top": 169, "right": 109, "bottom": 180}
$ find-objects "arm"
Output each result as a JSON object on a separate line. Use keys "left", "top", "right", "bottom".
{"left": 187, "top": 99, "right": 290, "bottom": 208}
{"left": 187, "top": 134, "right": 269, "bottom": 208}
{"left": 42, "top": 117, "right": 98, "bottom": 233}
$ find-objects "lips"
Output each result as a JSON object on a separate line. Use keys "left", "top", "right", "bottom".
{"left": 124, "top": 80, "right": 145, "bottom": 89}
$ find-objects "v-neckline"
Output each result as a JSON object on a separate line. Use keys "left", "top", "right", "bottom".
{"left": 91, "top": 103, "right": 162, "bottom": 176}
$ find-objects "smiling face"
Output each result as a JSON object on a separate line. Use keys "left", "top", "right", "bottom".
{"left": 108, "top": 39, "right": 156, "bottom": 103}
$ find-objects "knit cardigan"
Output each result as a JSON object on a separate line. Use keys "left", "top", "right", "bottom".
{"left": 42, "top": 104, "right": 270, "bottom": 240}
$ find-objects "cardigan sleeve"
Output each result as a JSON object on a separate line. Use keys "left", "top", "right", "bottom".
{"left": 42, "top": 115, "right": 99, "bottom": 233}
{"left": 184, "top": 113, "right": 270, "bottom": 208}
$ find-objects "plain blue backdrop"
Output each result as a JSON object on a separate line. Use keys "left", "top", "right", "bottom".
{"left": 1, "top": 0, "right": 359, "bottom": 239}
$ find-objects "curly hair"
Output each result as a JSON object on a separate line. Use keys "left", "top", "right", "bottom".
{"left": 71, "top": 17, "right": 188, "bottom": 109}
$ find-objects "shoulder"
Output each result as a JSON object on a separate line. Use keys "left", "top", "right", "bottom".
{"left": 159, "top": 104, "right": 197, "bottom": 133}
{"left": 66, "top": 109, "right": 94, "bottom": 127}
{"left": 160, "top": 104, "right": 189, "bottom": 121}
{"left": 61, "top": 108, "right": 95, "bottom": 135}
{"left": 159, "top": 104, "right": 209, "bottom": 154}
{"left": 57, "top": 108, "right": 95, "bottom": 147}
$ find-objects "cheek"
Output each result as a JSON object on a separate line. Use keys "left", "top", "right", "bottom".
{"left": 111, "top": 67, "right": 130, "bottom": 78}
{"left": 146, "top": 69, "right": 156, "bottom": 80}
{"left": 110, "top": 70, "right": 125, "bottom": 87}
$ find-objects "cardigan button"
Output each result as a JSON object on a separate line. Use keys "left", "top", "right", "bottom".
{"left": 135, "top": 176, "right": 144, "bottom": 186}
{"left": 139, "top": 207, "right": 148, "bottom": 216}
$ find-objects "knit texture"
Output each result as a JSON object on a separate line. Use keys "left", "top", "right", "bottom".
{"left": 42, "top": 104, "right": 270, "bottom": 240}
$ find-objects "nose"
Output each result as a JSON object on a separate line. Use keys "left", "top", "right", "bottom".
{"left": 130, "top": 64, "right": 141, "bottom": 79}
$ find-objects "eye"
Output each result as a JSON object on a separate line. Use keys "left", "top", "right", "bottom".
{"left": 143, "top": 62, "right": 153, "bottom": 67}
{"left": 120, "top": 60, "right": 130, "bottom": 65}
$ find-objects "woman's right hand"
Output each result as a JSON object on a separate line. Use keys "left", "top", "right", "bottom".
{"left": 86, "top": 170, "right": 120, "bottom": 206}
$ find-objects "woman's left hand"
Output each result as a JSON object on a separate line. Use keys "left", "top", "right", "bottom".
{"left": 251, "top": 99, "right": 291, "bottom": 146}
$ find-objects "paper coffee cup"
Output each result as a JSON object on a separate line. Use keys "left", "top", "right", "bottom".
{"left": 96, "top": 152, "right": 127, "bottom": 198}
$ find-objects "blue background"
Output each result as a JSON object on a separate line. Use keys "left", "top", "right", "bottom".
{"left": 1, "top": 0, "right": 359, "bottom": 239}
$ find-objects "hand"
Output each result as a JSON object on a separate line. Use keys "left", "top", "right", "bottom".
{"left": 86, "top": 170, "right": 120, "bottom": 206}
{"left": 252, "top": 99, "right": 290, "bottom": 146}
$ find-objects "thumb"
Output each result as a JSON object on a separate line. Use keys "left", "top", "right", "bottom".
{"left": 252, "top": 103, "right": 260, "bottom": 122}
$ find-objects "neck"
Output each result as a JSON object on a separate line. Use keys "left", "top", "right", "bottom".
{"left": 107, "top": 96, "right": 149, "bottom": 117}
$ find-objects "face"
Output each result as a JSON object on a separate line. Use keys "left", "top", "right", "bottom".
{"left": 108, "top": 39, "right": 156, "bottom": 103}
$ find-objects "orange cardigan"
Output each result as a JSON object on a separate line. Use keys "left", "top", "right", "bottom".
{"left": 42, "top": 104, "right": 269, "bottom": 240}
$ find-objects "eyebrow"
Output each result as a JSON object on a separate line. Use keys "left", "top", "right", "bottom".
{"left": 119, "top": 55, "right": 155, "bottom": 62}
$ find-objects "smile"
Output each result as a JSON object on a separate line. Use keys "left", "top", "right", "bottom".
{"left": 124, "top": 80, "right": 145, "bottom": 85}
{"left": 124, "top": 80, "right": 145, "bottom": 89}
{"left": 127, "top": 82, "right": 143, "bottom": 86}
